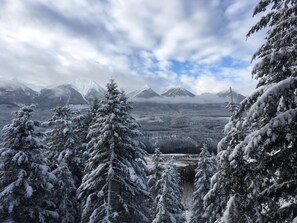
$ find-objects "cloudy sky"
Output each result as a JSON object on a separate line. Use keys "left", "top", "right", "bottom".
{"left": 0, "top": 0, "right": 265, "bottom": 95}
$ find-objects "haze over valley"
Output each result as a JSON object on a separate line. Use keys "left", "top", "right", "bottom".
{"left": 0, "top": 78, "right": 241, "bottom": 153}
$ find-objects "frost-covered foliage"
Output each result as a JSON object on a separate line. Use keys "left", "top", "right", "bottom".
{"left": 206, "top": 0, "right": 297, "bottom": 222}
{"left": 247, "top": 0, "right": 297, "bottom": 87}
{"left": 203, "top": 149, "right": 235, "bottom": 223}
{"left": 203, "top": 102, "right": 245, "bottom": 223}
{"left": 152, "top": 159, "right": 186, "bottom": 223}
{"left": 190, "top": 145, "right": 217, "bottom": 223}
{"left": 72, "top": 99, "right": 101, "bottom": 165}
{"left": 148, "top": 148, "right": 164, "bottom": 199}
{"left": 0, "top": 105, "right": 58, "bottom": 223}
{"left": 44, "top": 106, "right": 83, "bottom": 185}
{"left": 78, "top": 79, "right": 151, "bottom": 223}
{"left": 72, "top": 110, "right": 90, "bottom": 147}
{"left": 73, "top": 98, "right": 100, "bottom": 144}
{"left": 52, "top": 162, "right": 79, "bottom": 223}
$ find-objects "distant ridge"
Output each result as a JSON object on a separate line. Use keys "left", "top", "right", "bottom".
{"left": 70, "top": 79, "right": 105, "bottom": 102}
{"left": 128, "top": 85, "right": 160, "bottom": 98}
{"left": 216, "top": 89, "right": 245, "bottom": 103}
{"left": 35, "top": 84, "right": 88, "bottom": 108}
{"left": 0, "top": 79, "right": 37, "bottom": 106}
{"left": 162, "top": 87, "right": 195, "bottom": 97}
{"left": 0, "top": 79, "right": 246, "bottom": 107}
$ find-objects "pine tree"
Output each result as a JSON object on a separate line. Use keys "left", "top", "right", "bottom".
{"left": 72, "top": 110, "right": 90, "bottom": 147}
{"left": 148, "top": 148, "right": 164, "bottom": 200}
{"left": 78, "top": 79, "right": 151, "bottom": 223}
{"left": 203, "top": 92, "right": 246, "bottom": 223}
{"left": 44, "top": 106, "right": 83, "bottom": 185}
{"left": 190, "top": 144, "right": 217, "bottom": 223}
{"left": 74, "top": 98, "right": 100, "bottom": 144}
{"left": 0, "top": 105, "right": 58, "bottom": 223}
{"left": 207, "top": 0, "right": 297, "bottom": 222}
{"left": 72, "top": 99, "right": 101, "bottom": 165}
{"left": 52, "top": 162, "right": 80, "bottom": 223}
{"left": 152, "top": 159, "right": 186, "bottom": 223}
{"left": 72, "top": 111, "right": 92, "bottom": 167}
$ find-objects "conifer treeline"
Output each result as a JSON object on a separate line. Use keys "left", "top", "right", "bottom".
{"left": 0, "top": 0, "right": 296, "bottom": 222}
{"left": 0, "top": 80, "right": 186, "bottom": 223}
{"left": 192, "top": 0, "right": 297, "bottom": 222}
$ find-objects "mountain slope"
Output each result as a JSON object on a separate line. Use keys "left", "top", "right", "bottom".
{"left": 35, "top": 84, "right": 88, "bottom": 108}
{"left": 71, "top": 79, "right": 105, "bottom": 102}
{"left": 162, "top": 87, "right": 195, "bottom": 97}
{"left": 0, "top": 79, "right": 37, "bottom": 105}
{"left": 216, "top": 89, "right": 245, "bottom": 103}
{"left": 129, "top": 86, "right": 160, "bottom": 99}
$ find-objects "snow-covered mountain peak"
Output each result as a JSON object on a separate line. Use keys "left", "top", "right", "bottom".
{"left": 128, "top": 86, "right": 160, "bottom": 99}
{"left": 139, "top": 84, "right": 151, "bottom": 91}
{"left": 0, "top": 78, "right": 38, "bottom": 105}
{"left": 0, "top": 78, "right": 31, "bottom": 91}
{"left": 70, "top": 79, "right": 105, "bottom": 96}
{"left": 162, "top": 87, "right": 195, "bottom": 97}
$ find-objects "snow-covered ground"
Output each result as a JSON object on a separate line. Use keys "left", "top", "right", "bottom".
{"left": 145, "top": 154, "right": 199, "bottom": 169}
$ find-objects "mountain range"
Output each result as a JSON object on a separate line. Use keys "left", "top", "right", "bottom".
{"left": 128, "top": 85, "right": 161, "bottom": 98}
{"left": 162, "top": 87, "right": 195, "bottom": 97}
{"left": 0, "top": 79, "right": 245, "bottom": 108}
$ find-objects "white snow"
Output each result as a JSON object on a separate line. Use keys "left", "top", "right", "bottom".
{"left": 24, "top": 181, "right": 33, "bottom": 197}
{"left": 185, "top": 210, "right": 191, "bottom": 223}
{"left": 221, "top": 195, "right": 236, "bottom": 223}
{"left": 128, "top": 85, "right": 160, "bottom": 98}
{"left": 162, "top": 87, "right": 195, "bottom": 97}
{"left": 71, "top": 79, "right": 105, "bottom": 96}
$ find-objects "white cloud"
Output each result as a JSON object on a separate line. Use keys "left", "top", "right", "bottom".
{"left": 180, "top": 66, "right": 257, "bottom": 96}
{"left": 0, "top": 0, "right": 263, "bottom": 95}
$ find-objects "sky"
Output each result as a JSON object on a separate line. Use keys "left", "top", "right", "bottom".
{"left": 0, "top": 0, "right": 265, "bottom": 95}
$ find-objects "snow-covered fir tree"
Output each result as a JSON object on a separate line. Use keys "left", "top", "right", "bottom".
{"left": 152, "top": 159, "right": 186, "bottom": 223}
{"left": 52, "top": 161, "right": 80, "bottom": 223}
{"left": 0, "top": 105, "right": 58, "bottom": 223}
{"left": 72, "top": 99, "right": 101, "bottom": 165}
{"left": 73, "top": 98, "right": 100, "bottom": 144}
{"left": 44, "top": 106, "right": 83, "bottom": 185}
{"left": 203, "top": 100, "right": 246, "bottom": 223}
{"left": 190, "top": 144, "right": 217, "bottom": 223}
{"left": 44, "top": 107, "right": 83, "bottom": 222}
{"left": 78, "top": 79, "right": 151, "bottom": 223}
{"left": 148, "top": 148, "right": 164, "bottom": 200}
{"left": 72, "top": 110, "right": 90, "bottom": 147}
{"left": 206, "top": 0, "right": 297, "bottom": 222}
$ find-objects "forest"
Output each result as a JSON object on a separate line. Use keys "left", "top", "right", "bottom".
{"left": 0, "top": 0, "right": 296, "bottom": 222}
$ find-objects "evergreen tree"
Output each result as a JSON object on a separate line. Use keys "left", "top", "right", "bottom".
{"left": 44, "top": 107, "right": 82, "bottom": 222}
{"left": 90, "top": 97, "right": 100, "bottom": 117}
{"left": 72, "top": 110, "right": 90, "bottom": 147}
{"left": 44, "top": 106, "right": 83, "bottom": 185}
{"left": 204, "top": 100, "right": 246, "bottom": 223}
{"left": 52, "top": 162, "right": 79, "bottom": 223}
{"left": 148, "top": 148, "right": 164, "bottom": 200}
{"left": 207, "top": 0, "right": 297, "bottom": 222}
{"left": 78, "top": 79, "right": 151, "bottom": 223}
{"left": 75, "top": 98, "right": 100, "bottom": 143}
{"left": 72, "top": 111, "right": 92, "bottom": 165}
{"left": 0, "top": 105, "right": 58, "bottom": 223}
{"left": 72, "top": 99, "right": 101, "bottom": 164}
{"left": 190, "top": 145, "right": 217, "bottom": 223}
{"left": 152, "top": 159, "right": 185, "bottom": 223}
{"left": 147, "top": 148, "right": 165, "bottom": 218}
